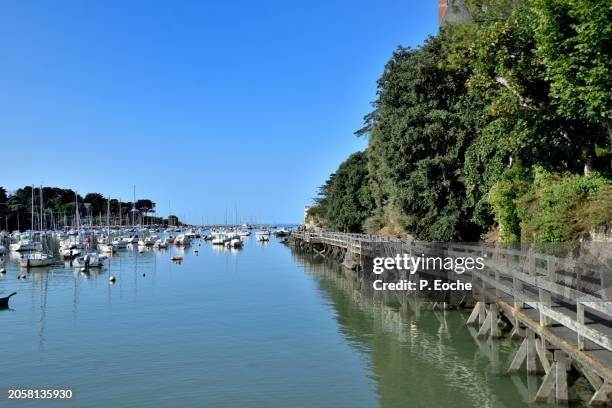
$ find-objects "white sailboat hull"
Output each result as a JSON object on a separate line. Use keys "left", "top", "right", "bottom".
{"left": 20, "top": 253, "right": 54, "bottom": 268}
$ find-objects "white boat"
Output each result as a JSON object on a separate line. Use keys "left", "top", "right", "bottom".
{"left": 59, "top": 238, "right": 85, "bottom": 250}
{"left": 256, "top": 235, "right": 269, "bottom": 242}
{"left": 113, "top": 239, "right": 127, "bottom": 249}
{"left": 237, "top": 230, "right": 250, "bottom": 237}
{"left": 153, "top": 239, "right": 168, "bottom": 248}
{"left": 98, "top": 243, "right": 117, "bottom": 253}
{"left": 174, "top": 234, "right": 190, "bottom": 246}
{"left": 10, "top": 240, "right": 43, "bottom": 252}
{"left": 229, "top": 236, "right": 243, "bottom": 248}
{"left": 211, "top": 232, "right": 229, "bottom": 245}
{"left": 255, "top": 230, "right": 271, "bottom": 236}
{"left": 73, "top": 253, "right": 104, "bottom": 268}
{"left": 19, "top": 252, "right": 54, "bottom": 268}
{"left": 273, "top": 227, "right": 290, "bottom": 237}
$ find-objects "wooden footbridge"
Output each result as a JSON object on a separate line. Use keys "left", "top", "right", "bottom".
{"left": 290, "top": 231, "right": 612, "bottom": 405}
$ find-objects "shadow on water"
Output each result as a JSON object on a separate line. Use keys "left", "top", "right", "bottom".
{"left": 289, "top": 248, "right": 585, "bottom": 408}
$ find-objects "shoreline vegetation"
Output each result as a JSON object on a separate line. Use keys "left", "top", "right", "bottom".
{"left": 306, "top": 0, "right": 611, "bottom": 244}
{"left": 0, "top": 185, "right": 174, "bottom": 231}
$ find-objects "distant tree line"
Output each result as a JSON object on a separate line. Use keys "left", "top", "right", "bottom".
{"left": 0, "top": 185, "right": 175, "bottom": 231}
{"left": 308, "top": 0, "right": 611, "bottom": 243}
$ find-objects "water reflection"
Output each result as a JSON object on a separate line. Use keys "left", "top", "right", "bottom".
{"left": 291, "top": 249, "right": 536, "bottom": 408}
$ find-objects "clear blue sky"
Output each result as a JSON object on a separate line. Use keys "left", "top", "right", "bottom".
{"left": 0, "top": 0, "right": 437, "bottom": 224}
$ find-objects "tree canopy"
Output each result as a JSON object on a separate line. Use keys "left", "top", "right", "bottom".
{"left": 306, "top": 0, "right": 611, "bottom": 243}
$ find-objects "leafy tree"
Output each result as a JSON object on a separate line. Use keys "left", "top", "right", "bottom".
{"left": 363, "top": 35, "right": 482, "bottom": 240}
{"left": 533, "top": 0, "right": 612, "bottom": 169}
{"left": 136, "top": 199, "right": 155, "bottom": 214}
{"left": 325, "top": 152, "right": 374, "bottom": 232}
{"left": 83, "top": 193, "right": 106, "bottom": 215}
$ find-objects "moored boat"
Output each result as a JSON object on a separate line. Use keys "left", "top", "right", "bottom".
{"left": 73, "top": 253, "right": 105, "bottom": 268}
{"left": 10, "top": 240, "right": 43, "bottom": 252}
{"left": 0, "top": 292, "right": 16, "bottom": 308}
{"left": 19, "top": 252, "right": 54, "bottom": 268}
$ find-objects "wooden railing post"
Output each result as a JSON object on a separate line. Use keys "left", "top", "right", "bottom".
{"left": 539, "top": 256, "right": 554, "bottom": 327}
{"left": 577, "top": 302, "right": 585, "bottom": 350}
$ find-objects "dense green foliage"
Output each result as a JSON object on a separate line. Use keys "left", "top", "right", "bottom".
{"left": 365, "top": 36, "right": 481, "bottom": 240}
{"left": 324, "top": 152, "right": 374, "bottom": 232}
{"left": 0, "top": 185, "right": 163, "bottom": 231}
{"left": 307, "top": 0, "right": 611, "bottom": 242}
{"left": 517, "top": 168, "right": 612, "bottom": 242}
{"left": 308, "top": 152, "right": 374, "bottom": 232}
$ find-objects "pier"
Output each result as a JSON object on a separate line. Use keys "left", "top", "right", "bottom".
{"left": 290, "top": 231, "right": 612, "bottom": 405}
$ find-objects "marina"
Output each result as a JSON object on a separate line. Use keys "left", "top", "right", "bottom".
{"left": 1, "top": 0, "right": 610, "bottom": 406}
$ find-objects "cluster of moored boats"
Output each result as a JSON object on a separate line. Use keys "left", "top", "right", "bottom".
{"left": 208, "top": 227, "right": 290, "bottom": 247}
{"left": 0, "top": 226, "right": 292, "bottom": 270}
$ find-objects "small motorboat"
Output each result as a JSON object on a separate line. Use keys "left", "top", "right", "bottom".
{"left": 174, "top": 235, "right": 191, "bottom": 246}
{"left": 0, "top": 292, "right": 16, "bottom": 309}
{"left": 256, "top": 235, "right": 269, "bottom": 242}
{"left": 153, "top": 239, "right": 168, "bottom": 248}
{"left": 230, "top": 236, "right": 243, "bottom": 248}
{"left": 273, "top": 227, "right": 290, "bottom": 237}
{"left": 73, "top": 253, "right": 104, "bottom": 268}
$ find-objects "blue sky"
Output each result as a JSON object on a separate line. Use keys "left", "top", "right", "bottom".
{"left": 0, "top": 0, "right": 437, "bottom": 224}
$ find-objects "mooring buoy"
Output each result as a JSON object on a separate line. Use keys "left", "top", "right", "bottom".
{"left": 109, "top": 275, "right": 116, "bottom": 283}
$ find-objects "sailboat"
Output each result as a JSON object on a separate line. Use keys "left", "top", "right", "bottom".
{"left": 20, "top": 186, "right": 54, "bottom": 268}
{"left": 98, "top": 197, "right": 117, "bottom": 253}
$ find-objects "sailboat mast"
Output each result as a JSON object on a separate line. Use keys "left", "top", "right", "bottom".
{"left": 107, "top": 196, "right": 111, "bottom": 237}
{"left": 40, "top": 185, "right": 43, "bottom": 231}
{"left": 31, "top": 185, "right": 34, "bottom": 234}
{"left": 132, "top": 185, "right": 136, "bottom": 227}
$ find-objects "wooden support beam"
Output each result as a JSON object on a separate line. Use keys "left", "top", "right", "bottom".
{"left": 535, "top": 337, "right": 551, "bottom": 373}
{"left": 478, "top": 301, "right": 487, "bottom": 325}
{"left": 534, "top": 350, "right": 569, "bottom": 404}
{"left": 466, "top": 302, "right": 484, "bottom": 325}
{"left": 527, "top": 328, "right": 537, "bottom": 374}
{"left": 490, "top": 303, "right": 501, "bottom": 338}
{"left": 555, "top": 350, "right": 568, "bottom": 404}
{"left": 589, "top": 381, "right": 612, "bottom": 406}
{"left": 510, "top": 317, "right": 525, "bottom": 339}
{"left": 534, "top": 365, "right": 556, "bottom": 403}
{"left": 477, "top": 305, "right": 493, "bottom": 338}
{"left": 507, "top": 328, "right": 539, "bottom": 375}
{"left": 507, "top": 337, "right": 528, "bottom": 373}
{"left": 577, "top": 363, "right": 603, "bottom": 391}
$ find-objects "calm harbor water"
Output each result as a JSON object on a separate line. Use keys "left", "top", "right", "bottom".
{"left": 0, "top": 236, "right": 578, "bottom": 407}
